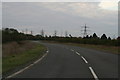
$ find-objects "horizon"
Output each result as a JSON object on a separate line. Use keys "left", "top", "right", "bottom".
{"left": 1, "top": 27, "right": 119, "bottom": 39}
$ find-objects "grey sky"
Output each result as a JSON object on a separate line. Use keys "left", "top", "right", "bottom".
{"left": 2, "top": 2, "right": 118, "bottom": 38}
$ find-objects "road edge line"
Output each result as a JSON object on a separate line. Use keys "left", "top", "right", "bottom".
{"left": 6, "top": 50, "right": 48, "bottom": 79}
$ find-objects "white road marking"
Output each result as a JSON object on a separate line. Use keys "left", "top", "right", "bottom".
{"left": 34, "top": 53, "right": 47, "bottom": 64}
{"left": 89, "top": 67, "right": 99, "bottom": 80}
{"left": 71, "top": 49, "right": 74, "bottom": 52}
{"left": 76, "top": 52, "right": 80, "bottom": 55}
{"left": 81, "top": 56, "right": 88, "bottom": 64}
{"left": 6, "top": 52, "right": 48, "bottom": 79}
{"left": 46, "top": 50, "right": 49, "bottom": 53}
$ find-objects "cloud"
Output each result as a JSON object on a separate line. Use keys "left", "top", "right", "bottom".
{"left": 35, "top": 2, "right": 117, "bottom": 19}
{"left": 2, "top": 2, "right": 118, "bottom": 37}
{"left": 2, "top": 0, "right": 118, "bottom": 2}
{"left": 2, "top": 0, "right": 101, "bottom": 2}
{"left": 99, "top": 0, "right": 118, "bottom": 11}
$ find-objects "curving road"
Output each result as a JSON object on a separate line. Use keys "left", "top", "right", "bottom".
{"left": 7, "top": 41, "right": 118, "bottom": 79}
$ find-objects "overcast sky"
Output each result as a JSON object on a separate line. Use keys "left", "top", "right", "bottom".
{"left": 2, "top": 1, "right": 118, "bottom": 38}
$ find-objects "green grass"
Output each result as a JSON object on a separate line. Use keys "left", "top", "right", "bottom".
{"left": 3, "top": 44, "right": 47, "bottom": 74}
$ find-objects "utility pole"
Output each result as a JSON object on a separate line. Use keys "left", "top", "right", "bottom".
{"left": 41, "top": 29, "right": 44, "bottom": 37}
{"left": 54, "top": 30, "right": 57, "bottom": 37}
{"left": 65, "top": 31, "right": 68, "bottom": 37}
{"left": 81, "top": 24, "right": 89, "bottom": 37}
{"left": 22, "top": 30, "right": 24, "bottom": 34}
{"left": 61, "top": 30, "right": 63, "bottom": 37}
{"left": 25, "top": 29, "right": 28, "bottom": 34}
{"left": 31, "top": 30, "right": 33, "bottom": 35}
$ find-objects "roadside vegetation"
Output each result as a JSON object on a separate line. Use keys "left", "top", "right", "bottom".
{"left": 2, "top": 28, "right": 119, "bottom": 46}
{"left": 64, "top": 43, "right": 119, "bottom": 54}
{"left": 3, "top": 41, "right": 46, "bottom": 74}
{"left": 43, "top": 41, "right": 119, "bottom": 54}
{"left": 1, "top": 27, "right": 119, "bottom": 75}
{"left": 2, "top": 28, "right": 119, "bottom": 56}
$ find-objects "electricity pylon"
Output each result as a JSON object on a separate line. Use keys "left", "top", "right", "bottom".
{"left": 81, "top": 24, "right": 90, "bottom": 37}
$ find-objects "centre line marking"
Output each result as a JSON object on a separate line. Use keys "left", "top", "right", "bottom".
{"left": 46, "top": 50, "right": 49, "bottom": 53}
{"left": 89, "top": 67, "right": 99, "bottom": 80}
{"left": 76, "top": 52, "right": 80, "bottom": 55}
{"left": 81, "top": 56, "right": 88, "bottom": 64}
{"left": 71, "top": 49, "right": 74, "bottom": 52}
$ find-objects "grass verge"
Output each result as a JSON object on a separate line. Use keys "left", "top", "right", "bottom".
{"left": 3, "top": 42, "right": 47, "bottom": 74}
{"left": 44, "top": 41, "right": 119, "bottom": 54}
{"left": 65, "top": 43, "right": 119, "bottom": 54}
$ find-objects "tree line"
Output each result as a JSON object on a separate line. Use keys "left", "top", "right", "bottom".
{"left": 2, "top": 28, "right": 119, "bottom": 46}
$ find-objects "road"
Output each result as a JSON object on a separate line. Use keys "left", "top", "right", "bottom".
{"left": 7, "top": 42, "right": 118, "bottom": 79}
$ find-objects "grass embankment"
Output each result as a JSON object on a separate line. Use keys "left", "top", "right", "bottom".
{"left": 3, "top": 41, "right": 46, "bottom": 74}
{"left": 44, "top": 41, "right": 119, "bottom": 54}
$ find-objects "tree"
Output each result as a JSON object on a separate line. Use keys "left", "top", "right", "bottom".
{"left": 108, "top": 37, "right": 111, "bottom": 40}
{"left": 93, "top": 33, "right": 98, "bottom": 38}
{"left": 89, "top": 35, "right": 92, "bottom": 39}
{"left": 69, "top": 34, "right": 72, "bottom": 38}
{"left": 84, "top": 35, "right": 89, "bottom": 39}
{"left": 101, "top": 34, "right": 107, "bottom": 39}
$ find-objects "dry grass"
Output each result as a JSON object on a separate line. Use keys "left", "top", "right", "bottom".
{"left": 65, "top": 43, "right": 119, "bottom": 54}
{"left": 3, "top": 41, "right": 46, "bottom": 73}
{"left": 2, "top": 41, "right": 37, "bottom": 57}
{"left": 43, "top": 41, "right": 119, "bottom": 54}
